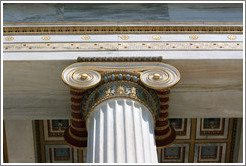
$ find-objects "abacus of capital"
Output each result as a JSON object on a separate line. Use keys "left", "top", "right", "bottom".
{"left": 61, "top": 56, "right": 180, "bottom": 163}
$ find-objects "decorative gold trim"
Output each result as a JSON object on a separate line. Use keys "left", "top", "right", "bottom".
{"left": 71, "top": 118, "right": 84, "bottom": 122}
{"left": 159, "top": 109, "right": 169, "bottom": 113}
{"left": 152, "top": 73, "right": 162, "bottom": 80}
{"left": 3, "top": 26, "right": 243, "bottom": 35}
{"left": 68, "top": 128, "right": 87, "bottom": 141}
{"left": 70, "top": 109, "right": 81, "bottom": 114}
{"left": 77, "top": 56, "right": 163, "bottom": 62}
{"left": 70, "top": 101, "right": 82, "bottom": 106}
{"left": 70, "top": 95, "right": 84, "bottom": 99}
{"left": 157, "top": 117, "right": 169, "bottom": 121}
{"left": 153, "top": 35, "right": 161, "bottom": 40}
{"left": 155, "top": 124, "right": 170, "bottom": 130}
{"left": 155, "top": 129, "right": 172, "bottom": 140}
{"left": 228, "top": 35, "right": 237, "bottom": 40}
{"left": 160, "top": 101, "right": 170, "bottom": 105}
{"left": 62, "top": 69, "right": 101, "bottom": 90}
{"left": 71, "top": 89, "right": 85, "bottom": 92}
{"left": 83, "top": 81, "right": 157, "bottom": 130}
{"left": 41, "top": 36, "right": 50, "bottom": 40}
{"left": 120, "top": 35, "right": 129, "bottom": 40}
{"left": 81, "top": 35, "right": 90, "bottom": 40}
{"left": 140, "top": 65, "right": 180, "bottom": 90}
{"left": 4, "top": 42, "right": 242, "bottom": 52}
{"left": 156, "top": 141, "right": 175, "bottom": 149}
{"left": 5, "top": 36, "right": 14, "bottom": 41}
{"left": 71, "top": 124, "right": 86, "bottom": 131}
{"left": 157, "top": 88, "right": 171, "bottom": 92}
{"left": 189, "top": 35, "right": 198, "bottom": 40}
{"left": 71, "top": 72, "right": 94, "bottom": 84}
{"left": 79, "top": 73, "right": 89, "bottom": 80}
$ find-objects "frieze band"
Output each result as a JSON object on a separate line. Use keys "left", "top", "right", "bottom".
{"left": 3, "top": 26, "right": 243, "bottom": 35}
{"left": 3, "top": 42, "right": 243, "bottom": 52}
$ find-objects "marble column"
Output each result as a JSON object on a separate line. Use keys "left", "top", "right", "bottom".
{"left": 86, "top": 98, "right": 158, "bottom": 163}
{"left": 62, "top": 56, "right": 180, "bottom": 163}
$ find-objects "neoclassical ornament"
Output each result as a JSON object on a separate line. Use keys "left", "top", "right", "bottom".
{"left": 120, "top": 35, "right": 129, "bottom": 40}
{"left": 153, "top": 35, "right": 161, "bottom": 40}
{"left": 83, "top": 81, "right": 158, "bottom": 125}
{"left": 140, "top": 68, "right": 180, "bottom": 90}
{"left": 189, "top": 35, "right": 198, "bottom": 40}
{"left": 62, "top": 56, "right": 180, "bottom": 149}
{"left": 41, "top": 36, "right": 51, "bottom": 40}
{"left": 5, "top": 36, "right": 14, "bottom": 41}
{"left": 82, "top": 35, "right": 90, "bottom": 40}
{"left": 4, "top": 26, "right": 243, "bottom": 35}
{"left": 62, "top": 69, "right": 101, "bottom": 89}
{"left": 227, "top": 35, "right": 237, "bottom": 40}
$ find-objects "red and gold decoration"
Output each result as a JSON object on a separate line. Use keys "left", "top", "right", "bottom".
{"left": 62, "top": 56, "right": 180, "bottom": 149}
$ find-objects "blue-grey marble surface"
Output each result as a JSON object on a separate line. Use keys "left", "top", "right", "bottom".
{"left": 3, "top": 3, "right": 243, "bottom": 22}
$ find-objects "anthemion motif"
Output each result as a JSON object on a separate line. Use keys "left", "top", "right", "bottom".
{"left": 62, "top": 56, "right": 180, "bottom": 163}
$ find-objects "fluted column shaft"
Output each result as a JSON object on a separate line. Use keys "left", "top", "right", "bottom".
{"left": 87, "top": 98, "right": 158, "bottom": 163}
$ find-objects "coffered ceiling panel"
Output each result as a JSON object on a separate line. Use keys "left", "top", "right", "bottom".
{"left": 35, "top": 118, "right": 238, "bottom": 163}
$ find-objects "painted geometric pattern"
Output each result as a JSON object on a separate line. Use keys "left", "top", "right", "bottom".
{"left": 43, "top": 120, "right": 70, "bottom": 141}
{"left": 196, "top": 118, "right": 229, "bottom": 139}
{"left": 157, "top": 143, "right": 189, "bottom": 163}
{"left": 45, "top": 145, "right": 78, "bottom": 163}
{"left": 169, "top": 118, "right": 191, "bottom": 139}
{"left": 38, "top": 118, "right": 236, "bottom": 163}
{"left": 194, "top": 143, "right": 226, "bottom": 163}
{"left": 3, "top": 42, "right": 243, "bottom": 52}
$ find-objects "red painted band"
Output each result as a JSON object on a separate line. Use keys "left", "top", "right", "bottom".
{"left": 70, "top": 127, "right": 88, "bottom": 137}
{"left": 159, "top": 97, "right": 169, "bottom": 103}
{"left": 71, "top": 120, "right": 86, "bottom": 128}
{"left": 155, "top": 127, "right": 170, "bottom": 135}
{"left": 160, "top": 104, "right": 169, "bottom": 110}
{"left": 156, "top": 119, "right": 169, "bottom": 126}
{"left": 158, "top": 112, "right": 168, "bottom": 118}
{"left": 157, "top": 90, "right": 170, "bottom": 95}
